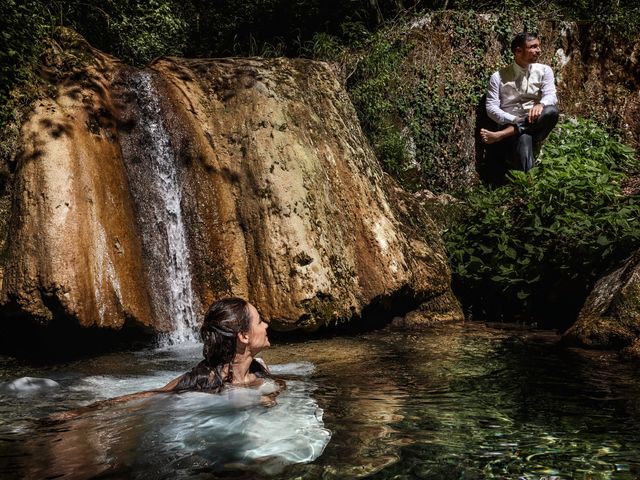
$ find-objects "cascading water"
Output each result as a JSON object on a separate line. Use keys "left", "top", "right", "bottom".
{"left": 119, "top": 70, "right": 198, "bottom": 344}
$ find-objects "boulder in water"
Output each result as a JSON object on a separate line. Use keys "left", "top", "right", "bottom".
{"left": 564, "top": 252, "right": 640, "bottom": 359}
{"left": 4, "top": 377, "right": 60, "bottom": 392}
{"left": 0, "top": 34, "right": 462, "bottom": 336}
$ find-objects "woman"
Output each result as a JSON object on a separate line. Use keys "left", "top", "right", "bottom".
{"left": 50, "top": 297, "right": 279, "bottom": 420}
{"left": 162, "top": 297, "right": 273, "bottom": 392}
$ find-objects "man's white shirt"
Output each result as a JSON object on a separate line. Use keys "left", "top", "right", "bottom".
{"left": 486, "top": 62, "right": 557, "bottom": 125}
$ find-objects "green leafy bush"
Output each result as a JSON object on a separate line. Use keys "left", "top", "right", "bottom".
{"left": 349, "top": 34, "right": 412, "bottom": 178}
{"left": 0, "top": 0, "right": 51, "bottom": 122}
{"left": 54, "top": 0, "right": 188, "bottom": 65}
{"left": 301, "top": 32, "right": 346, "bottom": 62}
{"left": 445, "top": 118, "right": 640, "bottom": 324}
{"left": 106, "top": 0, "right": 187, "bottom": 64}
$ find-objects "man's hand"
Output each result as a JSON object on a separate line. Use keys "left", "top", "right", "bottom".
{"left": 528, "top": 103, "right": 544, "bottom": 123}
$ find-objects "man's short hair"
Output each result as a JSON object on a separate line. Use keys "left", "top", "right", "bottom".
{"left": 511, "top": 32, "right": 539, "bottom": 54}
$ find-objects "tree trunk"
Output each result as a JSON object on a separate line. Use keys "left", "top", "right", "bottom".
{"left": 369, "top": 0, "right": 384, "bottom": 25}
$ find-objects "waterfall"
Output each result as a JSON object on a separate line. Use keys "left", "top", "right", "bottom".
{"left": 119, "top": 70, "right": 199, "bottom": 344}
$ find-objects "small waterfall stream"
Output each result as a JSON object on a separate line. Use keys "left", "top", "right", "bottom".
{"left": 119, "top": 70, "right": 198, "bottom": 343}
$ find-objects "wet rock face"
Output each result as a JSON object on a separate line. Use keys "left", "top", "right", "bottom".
{"left": 152, "top": 57, "right": 462, "bottom": 330}
{"left": 563, "top": 252, "right": 640, "bottom": 359}
{"left": 0, "top": 51, "right": 156, "bottom": 330}
{"left": 0, "top": 49, "right": 461, "bottom": 333}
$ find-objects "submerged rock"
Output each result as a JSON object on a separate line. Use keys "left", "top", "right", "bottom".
{"left": 564, "top": 252, "right": 640, "bottom": 359}
{"left": 4, "top": 377, "right": 60, "bottom": 392}
{"left": 0, "top": 36, "right": 461, "bottom": 335}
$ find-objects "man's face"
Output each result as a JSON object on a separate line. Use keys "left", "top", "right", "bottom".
{"left": 515, "top": 38, "right": 541, "bottom": 66}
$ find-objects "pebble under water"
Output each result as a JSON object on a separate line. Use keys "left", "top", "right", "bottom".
{"left": 1, "top": 322, "right": 640, "bottom": 479}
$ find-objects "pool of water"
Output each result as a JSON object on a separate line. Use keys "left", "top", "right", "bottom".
{"left": 1, "top": 322, "right": 640, "bottom": 479}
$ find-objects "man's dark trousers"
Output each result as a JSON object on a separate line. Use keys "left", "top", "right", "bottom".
{"left": 501, "top": 105, "right": 559, "bottom": 172}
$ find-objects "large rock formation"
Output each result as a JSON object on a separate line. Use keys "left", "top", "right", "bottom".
{"left": 1, "top": 50, "right": 157, "bottom": 330}
{"left": 563, "top": 252, "right": 640, "bottom": 359}
{"left": 0, "top": 34, "right": 462, "bottom": 335}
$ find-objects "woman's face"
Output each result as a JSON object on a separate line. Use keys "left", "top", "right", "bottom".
{"left": 245, "top": 303, "right": 270, "bottom": 353}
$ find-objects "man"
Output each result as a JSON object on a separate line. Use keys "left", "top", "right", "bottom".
{"left": 480, "top": 32, "right": 559, "bottom": 172}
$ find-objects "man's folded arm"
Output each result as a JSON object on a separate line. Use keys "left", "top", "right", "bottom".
{"left": 486, "top": 72, "right": 517, "bottom": 125}
{"left": 539, "top": 64, "right": 557, "bottom": 107}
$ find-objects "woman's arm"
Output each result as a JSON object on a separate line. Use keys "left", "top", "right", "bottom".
{"left": 48, "top": 390, "right": 158, "bottom": 421}
{"left": 157, "top": 373, "right": 186, "bottom": 392}
{"left": 48, "top": 374, "right": 187, "bottom": 422}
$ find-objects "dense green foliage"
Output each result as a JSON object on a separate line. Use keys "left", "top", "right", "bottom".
{"left": 51, "top": 0, "right": 188, "bottom": 65}
{"left": 348, "top": 11, "right": 518, "bottom": 191}
{"left": 177, "top": 0, "right": 394, "bottom": 58}
{"left": 348, "top": 34, "right": 412, "bottom": 179}
{"left": 445, "top": 119, "right": 640, "bottom": 324}
{"left": 1, "top": 1, "right": 638, "bottom": 146}
{"left": 2, "top": 1, "right": 638, "bottom": 83}
{"left": 0, "top": 1, "right": 51, "bottom": 126}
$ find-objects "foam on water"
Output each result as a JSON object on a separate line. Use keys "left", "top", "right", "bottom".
{"left": 150, "top": 379, "right": 331, "bottom": 474}
{"left": 69, "top": 371, "right": 183, "bottom": 400}
{"left": 60, "top": 362, "right": 329, "bottom": 473}
{"left": 149, "top": 338, "right": 202, "bottom": 358}
{"left": 269, "top": 361, "right": 316, "bottom": 377}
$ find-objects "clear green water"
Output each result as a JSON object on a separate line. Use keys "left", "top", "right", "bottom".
{"left": 1, "top": 322, "right": 639, "bottom": 479}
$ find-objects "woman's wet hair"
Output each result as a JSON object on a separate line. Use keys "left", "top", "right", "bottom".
{"left": 201, "top": 297, "right": 252, "bottom": 368}
{"left": 175, "top": 297, "right": 268, "bottom": 392}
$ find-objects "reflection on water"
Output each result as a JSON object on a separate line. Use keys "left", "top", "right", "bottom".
{"left": 15, "top": 378, "right": 329, "bottom": 479}
{"left": 1, "top": 323, "right": 640, "bottom": 479}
